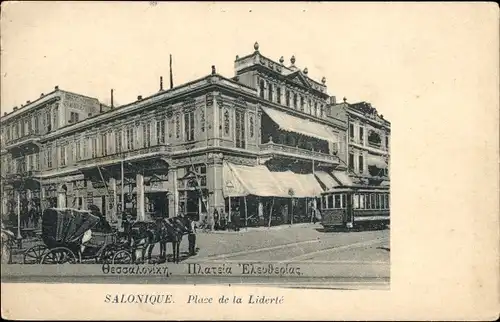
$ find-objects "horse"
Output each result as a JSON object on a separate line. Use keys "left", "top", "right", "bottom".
{"left": 127, "top": 215, "right": 192, "bottom": 264}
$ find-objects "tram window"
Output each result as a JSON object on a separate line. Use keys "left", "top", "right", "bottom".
{"left": 341, "top": 194, "right": 347, "bottom": 209}
{"left": 375, "top": 193, "right": 380, "bottom": 209}
{"left": 327, "top": 195, "right": 334, "bottom": 209}
{"left": 353, "top": 194, "right": 359, "bottom": 209}
{"left": 334, "top": 195, "right": 341, "bottom": 209}
{"left": 359, "top": 194, "right": 365, "bottom": 209}
{"left": 385, "top": 194, "right": 389, "bottom": 209}
{"left": 371, "top": 194, "right": 376, "bottom": 209}
{"left": 322, "top": 196, "right": 326, "bottom": 209}
{"left": 379, "top": 194, "right": 384, "bottom": 209}
{"left": 366, "top": 194, "right": 371, "bottom": 209}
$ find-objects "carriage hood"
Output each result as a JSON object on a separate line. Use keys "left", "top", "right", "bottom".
{"left": 42, "top": 208, "right": 100, "bottom": 246}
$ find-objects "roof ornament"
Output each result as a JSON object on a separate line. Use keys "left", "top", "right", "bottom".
{"left": 343, "top": 97, "right": 347, "bottom": 103}
{"left": 321, "top": 77, "right": 326, "bottom": 84}
{"left": 254, "top": 42, "right": 259, "bottom": 52}
{"left": 211, "top": 65, "right": 216, "bottom": 75}
{"left": 279, "top": 56, "right": 284, "bottom": 64}
{"left": 290, "top": 55, "right": 296, "bottom": 65}
{"left": 303, "top": 67, "right": 308, "bottom": 75}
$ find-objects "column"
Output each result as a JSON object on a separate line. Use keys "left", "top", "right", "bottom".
{"left": 136, "top": 173, "right": 145, "bottom": 221}
{"left": 167, "top": 168, "right": 178, "bottom": 218}
{"left": 207, "top": 153, "right": 224, "bottom": 216}
{"left": 109, "top": 178, "right": 117, "bottom": 224}
{"left": 57, "top": 191, "right": 66, "bottom": 208}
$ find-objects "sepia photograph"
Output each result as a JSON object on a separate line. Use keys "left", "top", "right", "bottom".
{"left": 1, "top": 2, "right": 498, "bottom": 321}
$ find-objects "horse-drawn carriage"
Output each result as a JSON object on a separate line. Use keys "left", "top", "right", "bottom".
{"left": 22, "top": 208, "right": 133, "bottom": 264}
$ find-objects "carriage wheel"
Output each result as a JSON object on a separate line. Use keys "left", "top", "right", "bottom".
{"left": 97, "top": 245, "right": 116, "bottom": 264}
{"left": 23, "top": 245, "right": 48, "bottom": 264}
{"left": 112, "top": 250, "right": 133, "bottom": 264}
{"left": 41, "top": 247, "right": 77, "bottom": 264}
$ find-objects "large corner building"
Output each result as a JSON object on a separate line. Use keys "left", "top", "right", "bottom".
{"left": 0, "top": 42, "right": 390, "bottom": 228}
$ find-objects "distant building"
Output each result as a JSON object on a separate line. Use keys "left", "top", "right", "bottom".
{"left": 0, "top": 42, "right": 389, "bottom": 228}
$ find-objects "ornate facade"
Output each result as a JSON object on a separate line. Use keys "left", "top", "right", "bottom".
{"left": 1, "top": 42, "right": 389, "bottom": 228}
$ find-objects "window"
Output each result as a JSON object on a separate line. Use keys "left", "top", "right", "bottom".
{"left": 53, "top": 106, "right": 58, "bottom": 129}
{"left": 200, "top": 110, "right": 205, "bottom": 133}
{"left": 224, "top": 109, "right": 230, "bottom": 135}
{"left": 156, "top": 120, "right": 166, "bottom": 144}
{"left": 359, "top": 126, "right": 364, "bottom": 144}
{"left": 366, "top": 194, "right": 371, "bottom": 209}
{"left": 358, "top": 155, "right": 364, "bottom": 174}
{"left": 334, "top": 195, "right": 341, "bottom": 209}
{"left": 91, "top": 137, "right": 97, "bottom": 158}
{"left": 46, "top": 147, "right": 52, "bottom": 168}
{"left": 259, "top": 80, "right": 265, "bottom": 99}
{"left": 184, "top": 111, "right": 195, "bottom": 142}
{"left": 268, "top": 83, "right": 273, "bottom": 101}
{"left": 249, "top": 116, "right": 254, "bottom": 138}
{"left": 375, "top": 193, "right": 380, "bottom": 209}
{"left": 82, "top": 139, "right": 88, "bottom": 159}
{"left": 353, "top": 194, "right": 359, "bottom": 209}
{"left": 175, "top": 115, "right": 180, "bottom": 139}
{"left": 314, "top": 102, "right": 318, "bottom": 116}
{"left": 34, "top": 114, "right": 39, "bottom": 133}
{"left": 70, "top": 112, "right": 79, "bottom": 123}
{"left": 300, "top": 96, "right": 304, "bottom": 111}
{"left": 20, "top": 121, "right": 25, "bottom": 137}
{"left": 385, "top": 194, "right": 389, "bottom": 209}
{"left": 76, "top": 141, "right": 81, "bottom": 161}
{"left": 371, "top": 193, "right": 376, "bottom": 209}
{"left": 348, "top": 153, "right": 354, "bottom": 171}
{"left": 235, "top": 109, "right": 246, "bottom": 148}
{"left": 349, "top": 124, "right": 354, "bottom": 139}
{"left": 60, "top": 145, "right": 66, "bottom": 166}
{"left": 327, "top": 195, "right": 334, "bottom": 209}
{"left": 320, "top": 105, "right": 324, "bottom": 118}
{"left": 293, "top": 93, "right": 298, "bottom": 108}
{"left": 127, "top": 126, "right": 135, "bottom": 150}
{"left": 101, "top": 133, "right": 108, "bottom": 156}
{"left": 308, "top": 99, "right": 312, "bottom": 114}
{"left": 143, "top": 122, "right": 152, "bottom": 147}
{"left": 286, "top": 91, "right": 290, "bottom": 107}
{"left": 28, "top": 118, "right": 33, "bottom": 134}
{"left": 115, "top": 130, "right": 122, "bottom": 153}
{"left": 46, "top": 111, "right": 52, "bottom": 132}
{"left": 386, "top": 136, "right": 389, "bottom": 149}
{"left": 277, "top": 87, "right": 281, "bottom": 104}
{"left": 341, "top": 194, "right": 347, "bottom": 209}
{"left": 24, "top": 119, "right": 29, "bottom": 135}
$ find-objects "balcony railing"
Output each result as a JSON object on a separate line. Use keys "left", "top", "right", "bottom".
{"left": 78, "top": 144, "right": 172, "bottom": 167}
{"left": 5, "top": 133, "right": 41, "bottom": 148}
{"left": 259, "top": 142, "right": 339, "bottom": 164}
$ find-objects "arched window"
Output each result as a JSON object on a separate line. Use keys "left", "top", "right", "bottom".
{"left": 314, "top": 102, "right": 318, "bottom": 116}
{"left": 259, "top": 80, "right": 265, "bottom": 99}
{"left": 300, "top": 96, "right": 305, "bottom": 111}
{"left": 293, "top": 93, "right": 298, "bottom": 108}
{"left": 224, "top": 109, "right": 230, "bottom": 135}
{"left": 276, "top": 87, "right": 281, "bottom": 104}
{"left": 268, "top": 83, "right": 273, "bottom": 101}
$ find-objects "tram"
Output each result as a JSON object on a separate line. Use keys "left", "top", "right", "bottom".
{"left": 320, "top": 187, "right": 390, "bottom": 229}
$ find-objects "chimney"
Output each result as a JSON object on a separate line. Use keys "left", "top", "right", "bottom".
{"left": 169, "top": 54, "right": 173, "bottom": 89}
{"left": 40, "top": 93, "right": 44, "bottom": 97}
{"left": 14, "top": 107, "right": 18, "bottom": 111}
{"left": 55, "top": 85, "right": 59, "bottom": 90}
{"left": 137, "top": 95, "right": 143, "bottom": 101}
{"left": 110, "top": 89, "right": 114, "bottom": 109}
{"left": 330, "top": 96, "right": 337, "bottom": 105}
{"left": 160, "top": 76, "right": 163, "bottom": 91}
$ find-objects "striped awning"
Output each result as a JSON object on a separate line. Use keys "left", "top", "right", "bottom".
{"left": 261, "top": 106, "right": 339, "bottom": 142}
{"left": 315, "top": 171, "right": 339, "bottom": 190}
{"left": 367, "top": 155, "right": 388, "bottom": 168}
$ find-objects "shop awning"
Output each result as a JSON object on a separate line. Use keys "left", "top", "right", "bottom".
{"left": 331, "top": 171, "right": 354, "bottom": 187}
{"left": 367, "top": 155, "right": 388, "bottom": 168}
{"left": 271, "top": 171, "right": 323, "bottom": 198}
{"left": 223, "top": 162, "right": 287, "bottom": 197}
{"left": 261, "top": 106, "right": 338, "bottom": 142}
{"left": 315, "top": 171, "right": 339, "bottom": 190}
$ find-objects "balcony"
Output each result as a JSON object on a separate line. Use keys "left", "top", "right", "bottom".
{"left": 78, "top": 144, "right": 172, "bottom": 168}
{"left": 259, "top": 142, "right": 339, "bottom": 165}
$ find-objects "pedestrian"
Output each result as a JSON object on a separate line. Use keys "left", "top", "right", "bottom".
{"left": 213, "top": 208, "right": 220, "bottom": 231}
{"left": 188, "top": 216, "right": 197, "bottom": 256}
{"left": 233, "top": 207, "right": 241, "bottom": 232}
